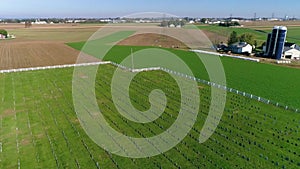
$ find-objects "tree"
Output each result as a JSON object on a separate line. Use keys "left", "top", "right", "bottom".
{"left": 200, "top": 18, "right": 207, "bottom": 24}
{"left": 219, "top": 21, "right": 240, "bottom": 27}
{"left": 228, "top": 31, "right": 238, "bottom": 45}
{"left": 0, "top": 29, "right": 8, "bottom": 37}
{"left": 239, "top": 33, "right": 255, "bottom": 45}
{"left": 160, "top": 21, "right": 168, "bottom": 27}
{"left": 25, "top": 21, "right": 32, "bottom": 28}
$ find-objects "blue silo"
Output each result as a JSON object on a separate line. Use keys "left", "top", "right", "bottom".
{"left": 265, "top": 33, "right": 271, "bottom": 56}
{"left": 266, "top": 26, "right": 287, "bottom": 60}
{"left": 274, "top": 26, "right": 287, "bottom": 60}
{"left": 267, "top": 26, "right": 280, "bottom": 57}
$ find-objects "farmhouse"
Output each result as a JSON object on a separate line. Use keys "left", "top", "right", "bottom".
{"left": 229, "top": 42, "right": 253, "bottom": 54}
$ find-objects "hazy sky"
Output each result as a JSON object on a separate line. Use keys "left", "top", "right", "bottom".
{"left": 0, "top": 0, "right": 299, "bottom": 18}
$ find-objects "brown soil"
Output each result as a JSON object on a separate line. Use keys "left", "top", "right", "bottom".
{"left": 0, "top": 41, "right": 99, "bottom": 70}
{"left": 0, "top": 24, "right": 102, "bottom": 69}
{"left": 201, "top": 30, "right": 228, "bottom": 44}
{"left": 118, "top": 33, "right": 188, "bottom": 49}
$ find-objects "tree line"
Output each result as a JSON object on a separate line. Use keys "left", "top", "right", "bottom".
{"left": 0, "top": 29, "right": 8, "bottom": 37}
{"left": 228, "top": 31, "right": 257, "bottom": 47}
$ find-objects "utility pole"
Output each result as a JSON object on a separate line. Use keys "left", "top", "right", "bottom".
{"left": 131, "top": 48, "right": 134, "bottom": 70}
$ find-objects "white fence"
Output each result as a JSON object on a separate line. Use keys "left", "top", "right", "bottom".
{"left": 0, "top": 62, "right": 112, "bottom": 74}
{"left": 0, "top": 61, "right": 298, "bottom": 113}
{"left": 191, "top": 50, "right": 260, "bottom": 62}
{"left": 109, "top": 62, "right": 298, "bottom": 113}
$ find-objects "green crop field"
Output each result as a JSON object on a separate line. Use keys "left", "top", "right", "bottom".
{"left": 196, "top": 25, "right": 268, "bottom": 44}
{"left": 68, "top": 42, "right": 300, "bottom": 109}
{"left": 196, "top": 25, "right": 300, "bottom": 45}
{"left": 0, "top": 64, "right": 300, "bottom": 169}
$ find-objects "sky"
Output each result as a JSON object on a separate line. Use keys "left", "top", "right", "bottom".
{"left": 0, "top": 0, "right": 299, "bottom": 18}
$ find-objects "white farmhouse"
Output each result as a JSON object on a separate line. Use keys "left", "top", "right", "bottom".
{"left": 229, "top": 42, "right": 253, "bottom": 54}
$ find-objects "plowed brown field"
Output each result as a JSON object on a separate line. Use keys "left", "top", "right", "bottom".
{"left": 0, "top": 41, "right": 99, "bottom": 70}
{"left": 0, "top": 24, "right": 100, "bottom": 70}
{"left": 118, "top": 33, "right": 188, "bottom": 49}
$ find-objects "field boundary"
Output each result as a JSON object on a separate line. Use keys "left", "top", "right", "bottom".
{"left": 191, "top": 50, "right": 261, "bottom": 62}
{"left": 0, "top": 62, "right": 111, "bottom": 73}
{"left": 1, "top": 61, "right": 298, "bottom": 113}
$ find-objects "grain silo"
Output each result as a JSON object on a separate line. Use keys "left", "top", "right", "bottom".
{"left": 266, "top": 26, "right": 287, "bottom": 60}
{"left": 274, "top": 26, "right": 287, "bottom": 60}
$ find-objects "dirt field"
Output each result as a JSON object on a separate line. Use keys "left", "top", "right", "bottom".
{"left": 0, "top": 41, "right": 99, "bottom": 70}
{"left": 0, "top": 24, "right": 101, "bottom": 70}
{"left": 201, "top": 30, "right": 228, "bottom": 44}
{"left": 242, "top": 20, "right": 300, "bottom": 28}
{"left": 1, "top": 23, "right": 102, "bottom": 42}
{"left": 118, "top": 33, "right": 188, "bottom": 49}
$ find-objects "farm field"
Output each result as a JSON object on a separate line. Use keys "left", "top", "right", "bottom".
{"left": 0, "top": 64, "right": 300, "bottom": 169}
{"left": 0, "top": 41, "right": 99, "bottom": 70}
{"left": 68, "top": 41, "right": 300, "bottom": 109}
{"left": 197, "top": 25, "right": 300, "bottom": 45}
{"left": 0, "top": 24, "right": 102, "bottom": 69}
{"left": 0, "top": 24, "right": 102, "bottom": 42}
{"left": 0, "top": 23, "right": 299, "bottom": 169}
{"left": 196, "top": 25, "right": 268, "bottom": 45}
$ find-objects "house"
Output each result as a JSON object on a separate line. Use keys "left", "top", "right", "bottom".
{"left": 283, "top": 43, "right": 300, "bottom": 59}
{"left": 229, "top": 42, "right": 253, "bottom": 54}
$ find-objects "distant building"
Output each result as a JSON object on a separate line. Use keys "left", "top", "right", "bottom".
{"left": 229, "top": 42, "right": 253, "bottom": 54}
{"left": 32, "top": 19, "right": 47, "bottom": 24}
{"left": 265, "top": 26, "right": 287, "bottom": 60}
{"left": 189, "top": 20, "right": 195, "bottom": 24}
{"left": 169, "top": 24, "right": 175, "bottom": 28}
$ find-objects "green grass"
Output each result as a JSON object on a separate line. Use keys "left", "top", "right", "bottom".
{"left": 196, "top": 25, "right": 300, "bottom": 45}
{"left": 67, "top": 41, "right": 300, "bottom": 108}
{"left": 286, "top": 27, "right": 300, "bottom": 44}
{"left": 0, "top": 64, "right": 300, "bottom": 168}
{"left": 197, "top": 25, "right": 268, "bottom": 44}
